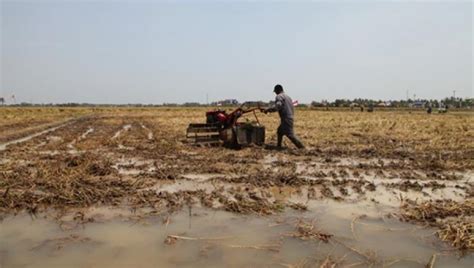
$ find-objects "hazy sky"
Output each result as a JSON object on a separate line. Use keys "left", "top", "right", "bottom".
{"left": 1, "top": 1, "right": 472, "bottom": 104}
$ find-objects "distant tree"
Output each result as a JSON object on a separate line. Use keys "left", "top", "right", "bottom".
{"left": 0, "top": 97, "right": 4, "bottom": 105}
{"left": 183, "top": 102, "right": 201, "bottom": 107}
{"left": 310, "top": 101, "right": 327, "bottom": 107}
{"left": 463, "top": 98, "right": 473, "bottom": 108}
{"left": 163, "top": 103, "right": 178, "bottom": 107}
{"left": 334, "top": 99, "right": 351, "bottom": 107}
{"left": 310, "top": 101, "right": 319, "bottom": 107}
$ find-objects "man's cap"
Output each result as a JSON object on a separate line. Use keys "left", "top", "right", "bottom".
{"left": 274, "top": 84, "right": 283, "bottom": 93}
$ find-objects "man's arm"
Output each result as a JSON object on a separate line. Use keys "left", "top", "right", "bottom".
{"left": 265, "top": 96, "right": 283, "bottom": 113}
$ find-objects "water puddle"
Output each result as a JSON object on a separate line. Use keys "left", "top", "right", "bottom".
{"left": 112, "top": 125, "right": 132, "bottom": 139}
{"left": 34, "top": 141, "right": 47, "bottom": 149}
{"left": 38, "top": 150, "right": 61, "bottom": 156}
{"left": 112, "top": 157, "right": 156, "bottom": 175}
{"left": 117, "top": 144, "right": 135, "bottom": 150}
{"left": 1, "top": 203, "right": 472, "bottom": 267}
{"left": 336, "top": 157, "right": 402, "bottom": 167}
{"left": 81, "top": 127, "right": 94, "bottom": 139}
{"left": 260, "top": 155, "right": 472, "bottom": 205}
{"left": 46, "top": 136, "right": 63, "bottom": 143}
{"left": 181, "top": 173, "right": 223, "bottom": 182}
{"left": 67, "top": 127, "right": 94, "bottom": 151}
{"left": 153, "top": 180, "right": 217, "bottom": 194}
{"left": 140, "top": 124, "right": 154, "bottom": 140}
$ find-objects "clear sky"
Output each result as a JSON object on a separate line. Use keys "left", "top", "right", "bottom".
{"left": 1, "top": 0, "right": 472, "bottom": 104}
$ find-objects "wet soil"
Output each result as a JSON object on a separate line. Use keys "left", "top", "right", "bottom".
{"left": 0, "top": 110, "right": 473, "bottom": 266}
{"left": 1, "top": 204, "right": 473, "bottom": 267}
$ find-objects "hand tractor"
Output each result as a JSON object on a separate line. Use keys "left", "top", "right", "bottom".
{"left": 186, "top": 102, "right": 267, "bottom": 147}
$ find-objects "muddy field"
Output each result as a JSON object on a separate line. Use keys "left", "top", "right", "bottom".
{"left": 0, "top": 107, "right": 473, "bottom": 267}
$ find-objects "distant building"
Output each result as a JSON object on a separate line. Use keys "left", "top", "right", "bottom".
{"left": 350, "top": 102, "right": 359, "bottom": 107}
{"left": 410, "top": 101, "right": 426, "bottom": 108}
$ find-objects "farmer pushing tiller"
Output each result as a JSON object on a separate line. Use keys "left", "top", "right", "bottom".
{"left": 263, "top": 84, "right": 305, "bottom": 149}
{"left": 186, "top": 84, "right": 305, "bottom": 149}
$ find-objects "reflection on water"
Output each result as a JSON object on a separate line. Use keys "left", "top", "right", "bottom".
{"left": 1, "top": 202, "right": 472, "bottom": 267}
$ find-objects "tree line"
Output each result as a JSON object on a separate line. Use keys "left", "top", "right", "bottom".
{"left": 310, "top": 97, "right": 473, "bottom": 108}
{"left": 0, "top": 97, "right": 472, "bottom": 108}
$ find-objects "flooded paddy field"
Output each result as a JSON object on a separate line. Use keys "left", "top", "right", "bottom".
{"left": 0, "top": 107, "right": 473, "bottom": 267}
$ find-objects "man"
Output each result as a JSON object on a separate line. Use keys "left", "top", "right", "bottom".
{"left": 264, "top": 84, "right": 305, "bottom": 149}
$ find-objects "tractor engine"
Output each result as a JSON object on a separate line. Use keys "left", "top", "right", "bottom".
{"left": 206, "top": 110, "right": 228, "bottom": 125}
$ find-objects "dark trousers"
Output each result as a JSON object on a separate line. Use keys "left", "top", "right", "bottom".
{"left": 277, "top": 118, "right": 305, "bottom": 149}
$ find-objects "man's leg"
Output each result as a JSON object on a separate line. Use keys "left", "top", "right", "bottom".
{"left": 287, "top": 133, "right": 305, "bottom": 149}
{"left": 277, "top": 125, "right": 283, "bottom": 147}
{"left": 284, "top": 118, "right": 305, "bottom": 149}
